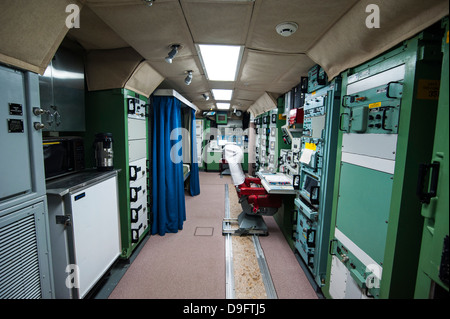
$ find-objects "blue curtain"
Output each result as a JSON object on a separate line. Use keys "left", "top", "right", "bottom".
{"left": 152, "top": 96, "right": 186, "bottom": 236}
{"left": 189, "top": 108, "right": 200, "bottom": 196}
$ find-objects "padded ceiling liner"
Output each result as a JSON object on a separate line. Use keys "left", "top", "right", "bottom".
{"left": 308, "top": 0, "right": 449, "bottom": 80}
{"left": 1, "top": 0, "right": 448, "bottom": 115}
{"left": 85, "top": 47, "right": 141, "bottom": 90}
{"left": 67, "top": 5, "right": 129, "bottom": 50}
{"left": 246, "top": 0, "right": 359, "bottom": 53}
{"left": 125, "top": 61, "right": 165, "bottom": 97}
{"left": 0, "top": 0, "right": 85, "bottom": 74}
{"left": 180, "top": 0, "right": 253, "bottom": 45}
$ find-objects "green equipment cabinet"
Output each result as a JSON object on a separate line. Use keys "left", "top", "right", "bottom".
{"left": 415, "top": 17, "right": 449, "bottom": 299}
{"left": 85, "top": 88, "right": 150, "bottom": 259}
{"left": 254, "top": 114, "right": 262, "bottom": 171}
{"left": 267, "top": 107, "right": 290, "bottom": 173}
{"left": 293, "top": 68, "right": 342, "bottom": 288}
{"left": 259, "top": 111, "right": 270, "bottom": 171}
{"left": 324, "top": 25, "right": 444, "bottom": 299}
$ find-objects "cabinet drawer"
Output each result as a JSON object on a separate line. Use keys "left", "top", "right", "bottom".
{"left": 128, "top": 118, "right": 146, "bottom": 140}
{"left": 131, "top": 211, "right": 148, "bottom": 243}
{"left": 129, "top": 158, "right": 147, "bottom": 182}
{"left": 128, "top": 139, "right": 147, "bottom": 162}
{"left": 130, "top": 196, "right": 147, "bottom": 224}
{"left": 129, "top": 176, "right": 147, "bottom": 203}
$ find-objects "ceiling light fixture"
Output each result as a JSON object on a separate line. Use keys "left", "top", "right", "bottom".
{"left": 165, "top": 44, "right": 180, "bottom": 64}
{"left": 275, "top": 22, "right": 299, "bottom": 37}
{"left": 216, "top": 103, "right": 230, "bottom": 110}
{"left": 212, "top": 89, "right": 233, "bottom": 101}
{"left": 185, "top": 70, "right": 193, "bottom": 85}
{"left": 197, "top": 44, "right": 243, "bottom": 81}
{"left": 142, "top": 0, "right": 155, "bottom": 7}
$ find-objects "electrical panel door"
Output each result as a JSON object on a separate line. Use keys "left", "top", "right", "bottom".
{"left": 0, "top": 66, "right": 33, "bottom": 201}
{"left": 326, "top": 26, "right": 443, "bottom": 299}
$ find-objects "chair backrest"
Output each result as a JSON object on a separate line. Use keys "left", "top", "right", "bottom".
{"left": 224, "top": 144, "right": 245, "bottom": 186}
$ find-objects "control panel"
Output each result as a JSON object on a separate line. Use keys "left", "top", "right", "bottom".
{"left": 340, "top": 82, "right": 403, "bottom": 134}
{"left": 295, "top": 200, "right": 317, "bottom": 269}
{"left": 330, "top": 238, "right": 381, "bottom": 298}
{"left": 293, "top": 65, "right": 342, "bottom": 287}
{"left": 127, "top": 96, "right": 147, "bottom": 119}
{"left": 308, "top": 64, "right": 328, "bottom": 93}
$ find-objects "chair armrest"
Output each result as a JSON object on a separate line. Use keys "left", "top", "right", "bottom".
{"left": 245, "top": 177, "right": 261, "bottom": 186}
{"left": 239, "top": 187, "right": 267, "bottom": 196}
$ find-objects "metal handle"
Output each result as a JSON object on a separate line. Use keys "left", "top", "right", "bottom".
{"left": 386, "top": 81, "right": 403, "bottom": 99}
{"left": 381, "top": 107, "right": 393, "bottom": 132}
{"left": 417, "top": 161, "right": 440, "bottom": 204}
{"left": 33, "top": 122, "right": 45, "bottom": 130}
{"left": 339, "top": 113, "right": 350, "bottom": 132}
{"left": 33, "top": 107, "right": 46, "bottom": 116}
{"left": 130, "top": 186, "right": 142, "bottom": 202}
{"left": 341, "top": 95, "right": 355, "bottom": 108}
{"left": 310, "top": 186, "right": 320, "bottom": 205}
{"left": 329, "top": 239, "right": 338, "bottom": 256}
{"left": 130, "top": 205, "right": 143, "bottom": 223}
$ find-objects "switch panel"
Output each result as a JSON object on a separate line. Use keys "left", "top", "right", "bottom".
{"left": 341, "top": 82, "right": 402, "bottom": 134}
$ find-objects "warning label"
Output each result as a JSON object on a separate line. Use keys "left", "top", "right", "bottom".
{"left": 417, "top": 79, "right": 440, "bottom": 100}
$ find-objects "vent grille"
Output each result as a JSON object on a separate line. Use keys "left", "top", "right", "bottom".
{"left": 0, "top": 214, "right": 41, "bottom": 299}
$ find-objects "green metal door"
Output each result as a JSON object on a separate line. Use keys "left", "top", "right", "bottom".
{"left": 414, "top": 17, "right": 449, "bottom": 298}
{"left": 324, "top": 22, "right": 444, "bottom": 299}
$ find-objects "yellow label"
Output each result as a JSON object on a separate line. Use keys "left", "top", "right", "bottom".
{"left": 312, "top": 91, "right": 316, "bottom": 96}
{"left": 43, "top": 142, "right": 61, "bottom": 145}
{"left": 305, "top": 143, "right": 317, "bottom": 151}
{"left": 417, "top": 79, "right": 440, "bottom": 100}
{"left": 369, "top": 102, "right": 382, "bottom": 109}
{"left": 447, "top": 31, "right": 449, "bottom": 44}
{"left": 278, "top": 114, "right": 286, "bottom": 120}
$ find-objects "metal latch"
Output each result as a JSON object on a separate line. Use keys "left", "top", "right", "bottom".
{"left": 55, "top": 215, "right": 71, "bottom": 227}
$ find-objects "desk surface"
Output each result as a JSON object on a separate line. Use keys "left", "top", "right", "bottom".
{"left": 256, "top": 171, "right": 297, "bottom": 194}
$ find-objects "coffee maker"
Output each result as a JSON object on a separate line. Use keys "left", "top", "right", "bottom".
{"left": 94, "top": 133, "right": 114, "bottom": 171}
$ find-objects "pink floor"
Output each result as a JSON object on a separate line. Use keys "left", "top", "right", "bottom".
{"left": 108, "top": 171, "right": 317, "bottom": 299}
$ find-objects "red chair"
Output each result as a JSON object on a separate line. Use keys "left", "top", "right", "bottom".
{"left": 223, "top": 144, "right": 282, "bottom": 235}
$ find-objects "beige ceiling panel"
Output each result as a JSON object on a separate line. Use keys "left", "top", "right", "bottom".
{"left": 180, "top": 0, "right": 254, "bottom": 45}
{"left": 237, "top": 49, "right": 306, "bottom": 91}
{"left": 247, "top": 92, "right": 277, "bottom": 117}
{"left": 125, "top": 61, "right": 164, "bottom": 97}
{"left": 85, "top": 47, "right": 143, "bottom": 91}
{"left": 88, "top": 0, "right": 196, "bottom": 61}
{"left": 67, "top": 5, "right": 129, "bottom": 50}
{"left": 308, "top": 0, "right": 449, "bottom": 80}
{"left": 208, "top": 82, "right": 236, "bottom": 90}
{"left": 267, "top": 55, "right": 315, "bottom": 93}
{"left": 231, "top": 98, "right": 253, "bottom": 110}
{"left": 161, "top": 74, "right": 210, "bottom": 98}
{"left": 191, "top": 100, "right": 215, "bottom": 111}
{"left": 246, "top": 0, "right": 358, "bottom": 53}
{"left": 0, "top": 0, "right": 85, "bottom": 74}
{"left": 233, "top": 89, "right": 265, "bottom": 102}
{"left": 149, "top": 56, "right": 203, "bottom": 79}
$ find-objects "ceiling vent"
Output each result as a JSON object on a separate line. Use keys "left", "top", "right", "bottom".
{"left": 275, "top": 22, "right": 298, "bottom": 37}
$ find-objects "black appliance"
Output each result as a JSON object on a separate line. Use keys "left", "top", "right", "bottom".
{"left": 43, "top": 136, "right": 85, "bottom": 180}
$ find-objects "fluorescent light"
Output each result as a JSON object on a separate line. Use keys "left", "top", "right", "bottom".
{"left": 212, "top": 89, "right": 233, "bottom": 101}
{"left": 216, "top": 103, "right": 230, "bottom": 110}
{"left": 198, "top": 44, "right": 242, "bottom": 81}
